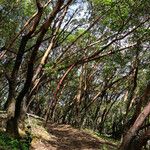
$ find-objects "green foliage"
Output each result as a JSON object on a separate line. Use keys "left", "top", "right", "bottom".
{"left": 21, "top": 0, "right": 35, "bottom": 16}
{"left": 92, "top": 0, "right": 113, "bottom": 5}
{"left": 0, "top": 0, "right": 36, "bottom": 46}
{"left": 0, "top": 132, "right": 30, "bottom": 150}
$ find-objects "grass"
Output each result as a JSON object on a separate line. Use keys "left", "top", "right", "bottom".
{"left": 83, "top": 128, "right": 119, "bottom": 149}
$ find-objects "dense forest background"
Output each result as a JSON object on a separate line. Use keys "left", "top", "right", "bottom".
{"left": 0, "top": 0, "right": 150, "bottom": 149}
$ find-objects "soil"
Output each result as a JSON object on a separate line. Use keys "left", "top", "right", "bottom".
{"left": 31, "top": 124, "right": 117, "bottom": 150}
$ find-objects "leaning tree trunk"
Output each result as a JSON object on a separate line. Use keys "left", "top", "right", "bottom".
{"left": 5, "top": 0, "right": 65, "bottom": 137}
{"left": 5, "top": 1, "right": 44, "bottom": 137}
{"left": 119, "top": 100, "right": 150, "bottom": 150}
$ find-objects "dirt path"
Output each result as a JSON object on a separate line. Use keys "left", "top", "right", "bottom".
{"left": 31, "top": 123, "right": 117, "bottom": 150}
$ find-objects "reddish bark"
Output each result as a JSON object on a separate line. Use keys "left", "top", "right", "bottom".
{"left": 120, "top": 100, "right": 150, "bottom": 150}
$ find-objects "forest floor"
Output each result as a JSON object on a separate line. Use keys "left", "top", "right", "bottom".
{"left": 29, "top": 117, "right": 118, "bottom": 150}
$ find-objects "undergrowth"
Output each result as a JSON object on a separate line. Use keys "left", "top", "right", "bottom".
{"left": 84, "top": 128, "right": 119, "bottom": 143}
{"left": 0, "top": 132, "right": 30, "bottom": 150}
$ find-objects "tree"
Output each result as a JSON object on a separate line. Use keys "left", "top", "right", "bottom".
{"left": 2, "top": 0, "right": 75, "bottom": 137}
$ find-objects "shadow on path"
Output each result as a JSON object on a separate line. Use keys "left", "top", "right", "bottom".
{"left": 43, "top": 124, "right": 117, "bottom": 150}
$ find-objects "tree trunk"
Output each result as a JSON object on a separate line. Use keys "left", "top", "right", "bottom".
{"left": 5, "top": 97, "right": 19, "bottom": 138}
{"left": 6, "top": 117, "right": 19, "bottom": 138}
{"left": 119, "top": 100, "right": 150, "bottom": 150}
